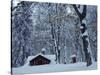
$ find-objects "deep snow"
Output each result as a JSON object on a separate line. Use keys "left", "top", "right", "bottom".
{"left": 12, "top": 62, "right": 97, "bottom": 75}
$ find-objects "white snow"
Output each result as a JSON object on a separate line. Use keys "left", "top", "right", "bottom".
{"left": 70, "top": 54, "right": 76, "bottom": 58}
{"left": 81, "top": 30, "right": 88, "bottom": 37}
{"left": 12, "top": 0, "right": 20, "bottom": 7}
{"left": 82, "top": 19, "right": 86, "bottom": 24}
{"left": 12, "top": 62, "right": 97, "bottom": 74}
{"left": 41, "top": 48, "right": 46, "bottom": 52}
{"left": 80, "top": 26, "right": 84, "bottom": 29}
{"left": 67, "top": 7, "right": 72, "bottom": 14}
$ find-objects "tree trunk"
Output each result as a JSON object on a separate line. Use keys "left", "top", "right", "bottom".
{"left": 72, "top": 5, "right": 93, "bottom": 66}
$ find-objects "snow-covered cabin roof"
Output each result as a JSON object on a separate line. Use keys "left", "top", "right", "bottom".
{"left": 70, "top": 54, "right": 76, "bottom": 58}
{"left": 41, "top": 48, "right": 46, "bottom": 52}
{"left": 25, "top": 53, "right": 56, "bottom": 65}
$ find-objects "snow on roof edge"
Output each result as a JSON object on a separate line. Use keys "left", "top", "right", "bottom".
{"left": 26, "top": 53, "right": 56, "bottom": 62}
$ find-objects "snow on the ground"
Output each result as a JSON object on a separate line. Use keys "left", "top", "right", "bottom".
{"left": 12, "top": 62, "right": 97, "bottom": 74}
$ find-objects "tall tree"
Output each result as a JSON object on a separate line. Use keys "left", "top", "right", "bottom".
{"left": 72, "top": 5, "right": 93, "bottom": 66}
{"left": 12, "top": 1, "right": 34, "bottom": 67}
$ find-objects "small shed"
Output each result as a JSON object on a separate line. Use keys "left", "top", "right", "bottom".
{"left": 26, "top": 53, "right": 56, "bottom": 66}
{"left": 29, "top": 55, "right": 50, "bottom": 66}
{"left": 70, "top": 54, "right": 76, "bottom": 63}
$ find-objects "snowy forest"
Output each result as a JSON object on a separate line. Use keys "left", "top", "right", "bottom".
{"left": 11, "top": 0, "right": 97, "bottom": 68}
